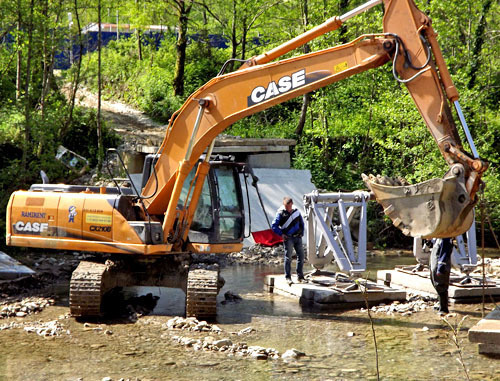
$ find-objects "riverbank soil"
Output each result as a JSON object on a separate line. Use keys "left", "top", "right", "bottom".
{"left": 1, "top": 250, "right": 499, "bottom": 380}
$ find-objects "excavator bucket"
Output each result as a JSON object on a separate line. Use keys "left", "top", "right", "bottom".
{"left": 362, "top": 165, "right": 475, "bottom": 239}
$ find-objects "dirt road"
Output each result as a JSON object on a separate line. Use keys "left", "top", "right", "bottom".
{"left": 68, "top": 86, "right": 167, "bottom": 150}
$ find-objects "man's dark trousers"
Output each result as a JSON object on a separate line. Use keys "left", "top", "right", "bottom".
{"left": 284, "top": 236, "right": 304, "bottom": 280}
{"left": 430, "top": 238, "right": 453, "bottom": 313}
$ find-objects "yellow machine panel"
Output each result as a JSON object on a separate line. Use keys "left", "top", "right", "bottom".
{"left": 7, "top": 191, "right": 59, "bottom": 241}
{"left": 7, "top": 190, "right": 147, "bottom": 250}
{"left": 57, "top": 194, "right": 85, "bottom": 239}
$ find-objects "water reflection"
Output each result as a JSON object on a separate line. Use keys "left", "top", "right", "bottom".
{"left": 124, "top": 253, "right": 417, "bottom": 320}
{"left": 120, "top": 253, "right": 500, "bottom": 380}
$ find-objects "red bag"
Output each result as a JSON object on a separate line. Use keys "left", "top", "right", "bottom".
{"left": 251, "top": 229, "right": 283, "bottom": 247}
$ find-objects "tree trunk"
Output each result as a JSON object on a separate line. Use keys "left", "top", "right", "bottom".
{"left": 240, "top": 17, "right": 247, "bottom": 61}
{"left": 60, "top": 0, "right": 83, "bottom": 139}
{"left": 200, "top": 7, "right": 211, "bottom": 58}
{"left": 467, "top": 0, "right": 492, "bottom": 90}
{"left": 97, "top": 0, "right": 103, "bottom": 173}
{"left": 228, "top": 0, "right": 238, "bottom": 71}
{"left": 41, "top": 0, "right": 63, "bottom": 119}
{"left": 16, "top": 0, "right": 22, "bottom": 102}
{"left": 173, "top": 0, "right": 192, "bottom": 96}
{"left": 136, "top": 29, "right": 143, "bottom": 61}
{"left": 296, "top": 93, "right": 311, "bottom": 138}
{"left": 44, "top": 4, "right": 63, "bottom": 112}
{"left": 22, "top": 0, "right": 35, "bottom": 174}
{"left": 295, "top": 0, "right": 310, "bottom": 138}
{"left": 338, "top": 0, "right": 349, "bottom": 44}
{"left": 40, "top": 0, "right": 48, "bottom": 118}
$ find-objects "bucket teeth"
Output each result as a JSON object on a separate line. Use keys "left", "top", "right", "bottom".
{"left": 397, "top": 176, "right": 410, "bottom": 186}
{"left": 363, "top": 173, "right": 410, "bottom": 187}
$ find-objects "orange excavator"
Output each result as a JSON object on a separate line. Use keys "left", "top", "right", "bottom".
{"left": 6, "top": 0, "right": 487, "bottom": 318}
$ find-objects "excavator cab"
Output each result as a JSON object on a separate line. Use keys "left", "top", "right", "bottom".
{"left": 142, "top": 154, "right": 245, "bottom": 247}
{"left": 183, "top": 161, "right": 245, "bottom": 245}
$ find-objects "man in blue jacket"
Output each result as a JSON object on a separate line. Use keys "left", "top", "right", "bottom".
{"left": 272, "top": 196, "right": 305, "bottom": 285}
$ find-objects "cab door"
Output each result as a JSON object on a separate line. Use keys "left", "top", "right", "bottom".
{"left": 187, "top": 162, "right": 244, "bottom": 244}
{"left": 212, "top": 164, "right": 244, "bottom": 242}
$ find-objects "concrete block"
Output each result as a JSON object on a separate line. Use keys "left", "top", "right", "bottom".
{"left": 377, "top": 269, "right": 436, "bottom": 294}
{"left": 265, "top": 274, "right": 406, "bottom": 310}
{"left": 248, "top": 153, "right": 290, "bottom": 169}
{"left": 122, "top": 151, "right": 144, "bottom": 174}
{"left": 313, "top": 290, "right": 342, "bottom": 303}
{"left": 377, "top": 269, "right": 500, "bottom": 302}
{"left": 478, "top": 343, "right": 500, "bottom": 356}
{"left": 469, "top": 306, "right": 500, "bottom": 346}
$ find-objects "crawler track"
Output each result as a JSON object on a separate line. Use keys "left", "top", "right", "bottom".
{"left": 185, "top": 266, "right": 219, "bottom": 320}
{"left": 69, "top": 261, "right": 108, "bottom": 317}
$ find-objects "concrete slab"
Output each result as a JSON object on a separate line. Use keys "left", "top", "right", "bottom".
{"left": 0, "top": 251, "right": 35, "bottom": 280}
{"left": 265, "top": 272, "right": 406, "bottom": 310}
{"left": 478, "top": 344, "right": 500, "bottom": 356}
{"left": 377, "top": 267, "right": 500, "bottom": 302}
{"left": 469, "top": 306, "right": 500, "bottom": 345}
{"left": 135, "top": 137, "right": 296, "bottom": 159}
{"left": 469, "top": 306, "right": 500, "bottom": 356}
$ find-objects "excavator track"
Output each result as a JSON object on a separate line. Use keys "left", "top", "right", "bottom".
{"left": 185, "top": 265, "right": 219, "bottom": 320}
{"left": 69, "top": 261, "right": 109, "bottom": 317}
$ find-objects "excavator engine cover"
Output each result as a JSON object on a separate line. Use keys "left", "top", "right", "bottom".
{"left": 363, "top": 164, "right": 474, "bottom": 239}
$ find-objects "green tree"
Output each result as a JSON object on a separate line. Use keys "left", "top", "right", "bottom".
{"left": 198, "top": 0, "right": 283, "bottom": 71}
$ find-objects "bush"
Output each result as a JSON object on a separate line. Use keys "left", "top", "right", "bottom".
{"left": 76, "top": 35, "right": 231, "bottom": 123}
{"left": 61, "top": 107, "right": 121, "bottom": 167}
{"left": 0, "top": 100, "right": 120, "bottom": 252}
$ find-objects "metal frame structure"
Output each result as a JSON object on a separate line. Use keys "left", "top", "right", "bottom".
{"left": 304, "top": 190, "right": 371, "bottom": 275}
{"left": 305, "top": 190, "right": 478, "bottom": 276}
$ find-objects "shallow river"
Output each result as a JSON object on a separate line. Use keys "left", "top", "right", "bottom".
{"left": 0, "top": 253, "right": 499, "bottom": 380}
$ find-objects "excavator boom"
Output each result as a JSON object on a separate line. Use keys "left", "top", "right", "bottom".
{"left": 142, "top": 35, "right": 392, "bottom": 225}
{"left": 141, "top": 0, "right": 486, "bottom": 242}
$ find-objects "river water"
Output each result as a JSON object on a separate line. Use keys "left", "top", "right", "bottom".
{"left": 123, "top": 253, "right": 500, "bottom": 380}
{"left": 1, "top": 252, "right": 498, "bottom": 380}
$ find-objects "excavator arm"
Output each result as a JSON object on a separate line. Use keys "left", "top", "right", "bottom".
{"left": 367, "top": 0, "right": 487, "bottom": 238}
{"left": 5, "top": 0, "right": 489, "bottom": 320}
{"left": 141, "top": 0, "right": 487, "bottom": 244}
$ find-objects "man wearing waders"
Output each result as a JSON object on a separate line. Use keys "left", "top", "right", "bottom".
{"left": 430, "top": 238, "right": 454, "bottom": 314}
{"left": 272, "top": 196, "right": 305, "bottom": 286}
